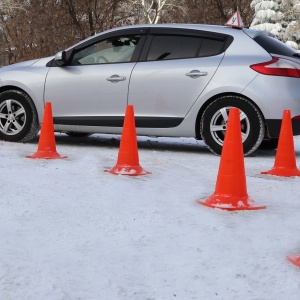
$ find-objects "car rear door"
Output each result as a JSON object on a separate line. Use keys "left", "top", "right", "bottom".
{"left": 128, "top": 28, "right": 231, "bottom": 128}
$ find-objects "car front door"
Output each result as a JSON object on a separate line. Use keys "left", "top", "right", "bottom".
{"left": 44, "top": 30, "right": 146, "bottom": 128}
{"left": 128, "top": 28, "right": 230, "bottom": 129}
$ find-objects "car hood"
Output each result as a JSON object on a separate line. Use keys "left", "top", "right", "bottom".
{"left": 0, "top": 58, "right": 41, "bottom": 72}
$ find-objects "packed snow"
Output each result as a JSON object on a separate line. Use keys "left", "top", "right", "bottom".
{"left": 1, "top": 133, "right": 300, "bottom": 299}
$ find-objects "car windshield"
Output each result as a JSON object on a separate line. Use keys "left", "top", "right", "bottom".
{"left": 254, "top": 33, "right": 300, "bottom": 59}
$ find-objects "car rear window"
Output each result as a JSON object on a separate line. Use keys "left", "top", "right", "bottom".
{"left": 254, "top": 34, "right": 299, "bottom": 58}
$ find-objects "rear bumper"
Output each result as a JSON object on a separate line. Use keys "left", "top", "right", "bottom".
{"left": 265, "top": 119, "right": 300, "bottom": 138}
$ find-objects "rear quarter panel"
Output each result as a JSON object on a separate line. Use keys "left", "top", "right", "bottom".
{"left": 167, "top": 29, "right": 273, "bottom": 136}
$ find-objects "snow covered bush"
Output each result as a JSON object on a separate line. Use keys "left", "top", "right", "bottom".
{"left": 250, "top": 0, "right": 299, "bottom": 50}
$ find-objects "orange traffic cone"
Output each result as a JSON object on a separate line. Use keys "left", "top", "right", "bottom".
{"left": 105, "top": 105, "right": 150, "bottom": 176}
{"left": 27, "top": 102, "right": 67, "bottom": 159}
{"left": 261, "top": 110, "right": 300, "bottom": 177}
{"left": 197, "top": 108, "right": 266, "bottom": 210}
{"left": 287, "top": 254, "right": 300, "bottom": 268}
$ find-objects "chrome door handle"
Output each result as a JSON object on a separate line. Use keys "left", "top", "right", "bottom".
{"left": 106, "top": 75, "right": 126, "bottom": 82}
{"left": 185, "top": 70, "right": 208, "bottom": 78}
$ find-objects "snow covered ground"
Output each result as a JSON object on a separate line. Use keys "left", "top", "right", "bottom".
{"left": 1, "top": 133, "right": 300, "bottom": 300}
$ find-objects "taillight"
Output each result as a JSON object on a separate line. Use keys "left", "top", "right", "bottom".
{"left": 250, "top": 56, "right": 300, "bottom": 78}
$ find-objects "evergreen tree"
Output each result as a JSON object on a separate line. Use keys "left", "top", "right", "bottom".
{"left": 250, "top": 0, "right": 299, "bottom": 50}
{"left": 281, "top": 0, "right": 300, "bottom": 49}
{"left": 250, "top": 0, "right": 283, "bottom": 37}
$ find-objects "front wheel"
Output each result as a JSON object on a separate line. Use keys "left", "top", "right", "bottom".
{"left": 0, "top": 90, "right": 39, "bottom": 142}
{"left": 200, "top": 96, "right": 265, "bottom": 156}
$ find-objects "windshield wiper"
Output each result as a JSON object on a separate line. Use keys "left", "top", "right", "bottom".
{"left": 292, "top": 53, "right": 300, "bottom": 58}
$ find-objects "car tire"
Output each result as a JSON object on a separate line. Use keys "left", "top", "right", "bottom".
{"left": 200, "top": 95, "right": 265, "bottom": 156}
{"left": 0, "top": 90, "right": 39, "bottom": 142}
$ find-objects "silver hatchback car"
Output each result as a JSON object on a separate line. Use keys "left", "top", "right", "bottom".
{"left": 0, "top": 24, "right": 299, "bottom": 155}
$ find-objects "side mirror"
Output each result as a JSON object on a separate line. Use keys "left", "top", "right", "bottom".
{"left": 54, "top": 51, "right": 67, "bottom": 66}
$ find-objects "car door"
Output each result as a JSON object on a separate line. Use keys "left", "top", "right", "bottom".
{"left": 128, "top": 28, "right": 230, "bottom": 128}
{"left": 44, "top": 29, "right": 147, "bottom": 128}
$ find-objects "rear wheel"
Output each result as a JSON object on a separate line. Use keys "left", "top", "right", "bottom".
{"left": 200, "top": 95, "right": 265, "bottom": 156}
{"left": 0, "top": 90, "right": 39, "bottom": 142}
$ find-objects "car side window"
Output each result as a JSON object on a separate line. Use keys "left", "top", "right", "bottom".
{"left": 71, "top": 35, "right": 141, "bottom": 65}
{"left": 146, "top": 35, "right": 201, "bottom": 61}
{"left": 198, "top": 38, "right": 226, "bottom": 57}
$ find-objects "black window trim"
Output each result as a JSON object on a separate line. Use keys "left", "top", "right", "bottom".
{"left": 149, "top": 27, "right": 229, "bottom": 39}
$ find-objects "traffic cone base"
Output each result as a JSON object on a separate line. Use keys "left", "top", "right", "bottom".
{"left": 197, "top": 195, "right": 266, "bottom": 211}
{"left": 261, "top": 167, "right": 300, "bottom": 177}
{"left": 105, "top": 165, "right": 150, "bottom": 176}
{"left": 27, "top": 150, "right": 67, "bottom": 160}
{"left": 287, "top": 254, "right": 300, "bottom": 268}
{"left": 261, "top": 110, "right": 300, "bottom": 177}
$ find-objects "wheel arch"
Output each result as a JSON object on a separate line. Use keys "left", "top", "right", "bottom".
{"left": 195, "top": 92, "right": 268, "bottom": 139}
{"left": 0, "top": 85, "right": 28, "bottom": 95}
{"left": 0, "top": 86, "right": 41, "bottom": 123}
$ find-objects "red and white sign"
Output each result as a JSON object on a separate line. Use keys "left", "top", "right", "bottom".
{"left": 225, "top": 11, "right": 244, "bottom": 28}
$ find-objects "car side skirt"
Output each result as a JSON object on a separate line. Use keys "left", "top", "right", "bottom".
{"left": 265, "top": 119, "right": 300, "bottom": 137}
{"left": 53, "top": 116, "right": 184, "bottom": 128}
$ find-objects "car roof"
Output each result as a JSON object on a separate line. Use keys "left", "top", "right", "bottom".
{"left": 102, "top": 23, "right": 247, "bottom": 35}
